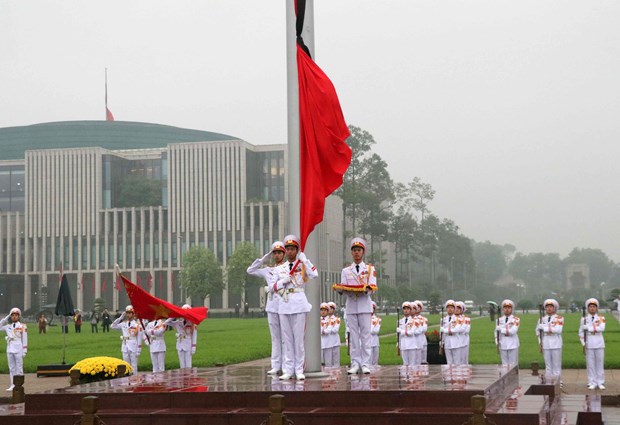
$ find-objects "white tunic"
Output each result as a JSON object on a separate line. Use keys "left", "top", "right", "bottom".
{"left": 369, "top": 314, "right": 382, "bottom": 348}
{"left": 274, "top": 257, "right": 318, "bottom": 315}
{"left": 579, "top": 314, "right": 605, "bottom": 349}
{"left": 144, "top": 319, "right": 167, "bottom": 353}
{"left": 111, "top": 318, "right": 144, "bottom": 354}
{"left": 536, "top": 314, "right": 563, "bottom": 350}
{"left": 165, "top": 318, "right": 198, "bottom": 352}
{"left": 340, "top": 262, "right": 376, "bottom": 314}
{"left": 247, "top": 259, "right": 282, "bottom": 314}
{"left": 496, "top": 314, "right": 520, "bottom": 350}
{"left": 0, "top": 318, "right": 28, "bottom": 355}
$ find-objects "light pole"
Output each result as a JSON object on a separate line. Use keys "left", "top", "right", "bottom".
{"left": 600, "top": 282, "right": 606, "bottom": 303}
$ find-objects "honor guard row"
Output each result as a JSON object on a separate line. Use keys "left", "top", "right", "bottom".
{"left": 110, "top": 304, "right": 199, "bottom": 373}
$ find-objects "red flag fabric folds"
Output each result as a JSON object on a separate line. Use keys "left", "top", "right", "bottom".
{"left": 106, "top": 107, "right": 114, "bottom": 121}
{"left": 119, "top": 274, "right": 207, "bottom": 325}
{"left": 297, "top": 44, "right": 351, "bottom": 250}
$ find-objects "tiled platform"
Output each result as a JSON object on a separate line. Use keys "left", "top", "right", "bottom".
{"left": 0, "top": 364, "right": 603, "bottom": 425}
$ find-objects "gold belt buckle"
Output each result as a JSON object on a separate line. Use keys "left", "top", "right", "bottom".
{"left": 287, "top": 288, "right": 295, "bottom": 294}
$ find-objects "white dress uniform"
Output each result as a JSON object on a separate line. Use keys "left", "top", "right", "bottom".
{"left": 454, "top": 312, "right": 471, "bottom": 364}
{"left": 411, "top": 312, "right": 428, "bottom": 366}
{"left": 397, "top": 311, "right": 416, "bottom": 366}
{"left": 165, "top": 316, "right": 198, "bottom": 369}
{"left": 274, "top": 238, "right": 318, "bottom": 379}
{"left": 0, "top": 309, "right": 28, "bottom": 390}
{"left": 536, "top": 299, "right": 563, "bottom": 378}
{"left": 144, "top": 319, "right": 167, "bottom": 372}
{"left": 111, "top": 314, "right": 143, "bottom": 373}
{"left": 440, "top": 313, "right": 465, "bottom": 364}
{"left": 247, "top": 245, "right": 284, "bottom": 374}
{"left": 340, "top": 260, "right": 376, "bottom": 372}
{"left": 579, "top": 298, "right": 606, "bottom": 389}
{"left": 320, "top": 308, "right": 332, "bottom": 366}
{"left": 326, "top": 305, "right": 341, "bottom": 367}
{"left": 369, "top": 313, "right": 382, "bottom": 366}
{"left": 496, "top": 314, "right": 520, "bottom": 366}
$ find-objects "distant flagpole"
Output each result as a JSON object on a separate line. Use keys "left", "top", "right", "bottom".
{"left": 105, "top": 68, "right": 115, "bottom": 121}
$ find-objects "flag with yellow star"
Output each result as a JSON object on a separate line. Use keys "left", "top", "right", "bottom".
{"left": 120, "top": 274, "right": 207, "bottom": 325}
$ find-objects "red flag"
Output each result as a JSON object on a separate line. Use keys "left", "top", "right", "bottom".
{"left": 119, "top": 274, "right": 207, "bottom": 325}
{"left": 147, "top": 272, "right": 153, "bottom": 291}
{"left": 106, "top": 107, "right": 115, "bottom": 121}
{"left": 115, "top": 274, "right": 121, "bottom": 291}
{"left": 105, "top": 68, "right": 115, "bottom": 121}
{"left": 297, "top": 44, "right": 351, "bottom": 250}
{"left": 102, "top": 275, "right": 107, "bottom": 292}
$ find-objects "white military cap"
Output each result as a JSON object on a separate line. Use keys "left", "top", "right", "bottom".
{"left": 320, "top": 302, "right": 329, "bottom": 310}
{"left": 350, "top": 237, "right": 366, "bottom": 250}
{"left": 402, "top": 301, "right": 412, "bottom": 309}
{"left": 283, "top": 235, "right": 300, "bottom": 248}
{"left": 502, "top": 299, "right": 514, "bottom": 308}
{"left": 182, "top": 304, "right": 191, "bottom": 309}
{"left": 327, "top": 301, "right": 337, "bottom": 310}
{"left": 10, "top": 307, "right": 21, "bottom": 316}
{"left": 414, "top": 300, "right": 424, "bottom": 312}
{"left": 585, "top": 298, "right": 599, "bottom": 308}
{"left": 271, "top": 241, "right": 285, "bottom": 253}
{"left": 456, "top": 301, "right": 466, "bottom": 313}
{"left": 445, "top": 299, "right": 456, "bottom": 308}
{"left": 544, "top": 299, "right": 559, "bottom": 310}
{"left": 125, "top": 305, "right": 134, "bottom": 312}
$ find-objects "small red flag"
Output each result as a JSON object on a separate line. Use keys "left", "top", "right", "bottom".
{"left": 119, "top": 274, "right": 207, "bottom": 324}
{"left": 297, "top": 44, "right": 351, "bottom": 250}
{"left": 115, "top": 274, "right": 121, "bottom": 291}
{"left": 106, "top": 107, "right": 114, "bottom": 121}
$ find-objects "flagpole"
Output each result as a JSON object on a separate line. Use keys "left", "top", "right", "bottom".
{"left": 105, "top": 68, "right": 108, "bottom": 120}
{"left": 286, "top": 0, "right": 323, "bottom": 375}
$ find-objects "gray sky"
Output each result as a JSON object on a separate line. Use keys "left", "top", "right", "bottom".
{"left": 2, "top": 1, "right": 619, "bottom": 261}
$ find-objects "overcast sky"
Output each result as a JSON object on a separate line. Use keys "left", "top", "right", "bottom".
{"left": 2, "top": 1, "right": 619, "bottom": 261}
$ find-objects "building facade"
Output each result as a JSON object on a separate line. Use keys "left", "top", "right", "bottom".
{"left": 0, "top": 121, "right": 343, "bottom": 314}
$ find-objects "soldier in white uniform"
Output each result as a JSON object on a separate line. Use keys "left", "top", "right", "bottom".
{"left": 338, "top": 237, "right": 377, "bottom": 374}
{"left": 579, "top": 298, "right": 606, "bottom": 390}
{"left": 495, "top": 299, "right": 520, "bottom": 366}
{"left": 454, "top": 301, "right": 471, "bottom": 364}
{"left": 111, "top": 305, "right": 143, "bottom": 374}
{"left": 369, "top": 302, "right": 382, "bottom": 366}
{"left": 165, "top": 304, "right": 198, "bottom": 369}
{"left": 273, "top": 234, "right": 318, "bottom": 381}
{"left": 397, "top": 302, "right": 415, "bottom": 366}
{"left": 536, "top": 298, "right": 563, "bottom": 379}
{"left": 247, "top": 241, "right": 285, "bottom": 375}
{"left": 1, "top": 307, "right": 28, "bottom": 391}
{"left": 411, "top": 300, "right": 428, "bottom": 366}
{"left": 144, "top": 319, "right": 167, "bottom": 372}
{"left": 414, "top": 301, "right": 429, "bottom": 364}
{"left": 440, "top": 300, "right": 459, "bottom": 364}
{"left": 326, "top": 301, "right": 341, "bottom": 367}
{"left": 320, "top": 303, "right": 332, "bottom": 365}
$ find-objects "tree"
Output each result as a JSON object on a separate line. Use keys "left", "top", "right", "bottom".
{"left": 227, "top": 242, "right": 261, "bottom": 303}
{"left": 179, "top": 247, "right": 223, "bottom": 302}
{"left": 116, "top": 176, "right": 162, "bottom": 207}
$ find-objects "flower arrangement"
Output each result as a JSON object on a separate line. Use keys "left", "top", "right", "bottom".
{"left": 425, "top": 329, "right": 440, "bottom": 343}
{"left": 69, "top": 356, "right": 133, "bottom": 384}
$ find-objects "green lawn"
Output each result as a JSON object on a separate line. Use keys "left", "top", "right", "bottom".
{"left": 5, "top": 312, "right": 618, "bottom": 373}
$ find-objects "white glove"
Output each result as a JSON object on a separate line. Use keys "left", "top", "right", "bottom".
{"left": 276, "top": 276, "right": 291, "bottom": 290}
{"left": 261, "top": 252, "right": 271, "bottom": 263}
{"left": 264, "top": 286, "right": 271, "bottom": 294}
{"left": 191, "top": 348, "right": 196, "bottom": 355}
{"left": 298, "top": 252, "right": 307, "bottom": 262}
{"left": 23, "top": 352, "right": 27, "bottom": 358}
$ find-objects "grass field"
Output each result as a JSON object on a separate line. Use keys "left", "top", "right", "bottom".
{"left": 4, "top": 312, "right": 618, "bottom": 373}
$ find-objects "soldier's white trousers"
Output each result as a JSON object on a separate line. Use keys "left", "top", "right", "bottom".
{"left": 178, "top": 350, "right": 192, "bottom": 369}
{"left": 280, "top": 312, "right": 307, "bottom": 375}
{"left": 347, "top": 312, "right": 371, "bottom": 368}
{"left": 150, "top": 351, "right": 166, "bottom": 372}
{"left": 267, "top": 312, "right": 282, "bottom": 371}
{"left": 586, "top": 348, "right": 604, "bottom": 386}
{"left": 500, "top": 348, "right": 519, "bottom": 366}
{"left": 543, "top": 348, "right": 562, "bottom": 378}
{"left": 322, "top": 346, "right": 340, "bottom": 367}
{"left": 422, "top": 345, "right": 428, "bottom": 364}
{"left": 122, "top": 350, "right": 138, "bottom": 374}
{"left": 445, "top": 348, "right": 457, "bottom": 365}
{"left": 401, "top": 349, "right": 415, "bottom": 366}
{"left": 370, "top": 346, "right": 379, "bottom": 366}
{"left": 8, "top": 353, "right": 23, "bottom": 385}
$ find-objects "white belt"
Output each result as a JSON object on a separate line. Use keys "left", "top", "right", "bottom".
{"left": 286, "top": 288, "right": 304, "bottom": 294}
